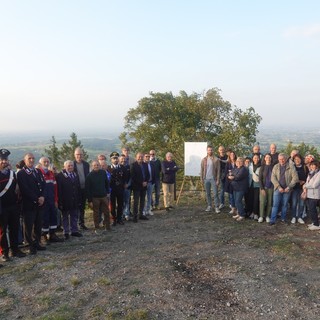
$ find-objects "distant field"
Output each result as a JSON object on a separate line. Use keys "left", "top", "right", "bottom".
{"left": 1, "top": 136, "right": 121, "bottom": 166}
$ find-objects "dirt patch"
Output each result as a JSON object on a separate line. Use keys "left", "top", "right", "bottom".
{"left": 1, "top": 203, "right": 320, "bottom": 319}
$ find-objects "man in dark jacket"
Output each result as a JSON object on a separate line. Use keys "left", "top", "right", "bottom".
{"left": 161, "top": 152, "right": 179, "bottom": 211}
{"left": 85, "top": 160, "right": 110, "bottom": 233}
{"left": 56, "top": 160, "right": 82, "bottom": 239}
{"left": 130, "top": 152, "right": 150, "bottom": 222}
{"left": 107, "top": 152, "right": 125, "bottom": 226}
{"left": 17, "top": 153, "right": 46, "bottom": 254}
{"left": 73, "top": 147, "right": 90, "bottom": 230}
{"left": 0, "top": 149, "right": 26, "bottom": 261}
{"left": 149, "top": 149, "right": 161, "bottom": 210}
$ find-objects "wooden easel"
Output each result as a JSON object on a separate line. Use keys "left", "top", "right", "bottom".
{"left": 176, "top": 176, "right": 204, "bottom": 205}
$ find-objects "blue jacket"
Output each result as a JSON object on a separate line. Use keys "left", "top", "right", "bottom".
{"left": 161, "top": 160, "right": 179, "bottom": 184}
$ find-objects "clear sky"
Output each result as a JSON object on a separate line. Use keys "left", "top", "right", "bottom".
{"left": 1, "top": 0, "right": 319, "bottom": 135}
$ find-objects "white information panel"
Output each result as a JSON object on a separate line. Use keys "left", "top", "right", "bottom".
{"left": 184, "top": 142, "right": 208, "bottom": 177}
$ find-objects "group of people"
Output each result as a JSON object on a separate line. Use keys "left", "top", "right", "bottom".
{"left": 201, "top": 144, "right": 320, "bottom": 230}
{"left": 2, "top": 140, "right": 319, "bottom": 267}
{"left": 0, "top": 146, "right": 179, "bottom": 266}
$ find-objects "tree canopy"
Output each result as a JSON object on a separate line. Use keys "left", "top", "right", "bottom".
{"left": 44, "top": 132, "right": 88, "bottom": 169}
{"left": 119, "top": 88, "right": 262, "bottom": 164}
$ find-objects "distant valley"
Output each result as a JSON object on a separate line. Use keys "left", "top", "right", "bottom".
{"left": 1, "top": 126, "right": 319, "bottom": 167}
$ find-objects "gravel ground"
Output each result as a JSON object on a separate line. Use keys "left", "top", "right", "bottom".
{"left": 1, "top": 200, "right": 320, "bottom": 320}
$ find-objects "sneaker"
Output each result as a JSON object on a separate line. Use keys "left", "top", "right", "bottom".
{"left": 236, "top": 216, "right": 244, "bottom": 221}
{"left": 165, "top": 207, "right": 170, "bottom": 212}
{"left": 258, "top": 217, "right": 263, "bottom": 223}
{"left": 308, "top": 225, "right": 320, "bottom": 231}
{"left": 291, "top": 217, "right": 296, "bottom": 224}
{"left": 232, "top": 214, "right": 240, "bottom": 219}
{"left": 298, "top": 218, "right": 305, "bottom": 224}
{"left": 218, "top": 204, "right": 224, "bottom": 210}
{"left": 215, "top": 208, "right": 221, "bottom": 214}
{"left": 254, "top": 214, "right": 259, "bottom": 220}
{"left": 148, "top": 210, "right": 154, "bottom": 216}
{"left": 249, "top": 213, "right": 254, "bottom": 219}
{"left": 205, "top": 206, "right": 212, "bottom": 212}
{"left": 125, "top": 215, "right": 132, "bottom": 221}
{"left": 308, "top": 223, "right": 314, "bottom": 227}
{"left": 266, "top": 217, "right": 270, "bottom": 223}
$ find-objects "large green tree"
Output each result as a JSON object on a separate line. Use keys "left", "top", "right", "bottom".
{"left": 281, "top": 142, "right": 320, "bottom": 159}
{"left": 60, "top": 132, "right": 88, "bottom": 162}
{"left": 120, "top": 88, "right": 262, "bottom": 164}
{"left": 44, "top": 136, "right": 61, "bottom": 168}
{"left": 44, "top": 132, "right": 88, "bottom": 169}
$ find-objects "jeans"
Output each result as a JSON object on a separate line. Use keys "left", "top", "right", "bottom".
{"left": 219, "top": 178, "right": 225, "bottom": 206}
{"left": 144, "top": 182, "right": 154, "bottom": 212}
{"left": 151, "top": 178, "right": 161, "bottom": 207}
{"left": 291, "top": 188, "right": 305, "bottom": 219}
{"left": 270, "top": 189, "right": 291, "bottom": 223}
{"left": 123, "top": 188, "right": 131, "bottom": 217}
{"left": 204, "top": 178, "right": 219, "bottom": 208}
{"left": 233, "top": 191, "right": 245, "bottom": 217}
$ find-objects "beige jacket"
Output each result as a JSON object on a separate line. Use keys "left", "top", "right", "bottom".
{"left": 271, "top": 163, "right": 299, "bottom": 191}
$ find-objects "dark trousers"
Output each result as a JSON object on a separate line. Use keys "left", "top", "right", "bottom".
{"left": 0, "top": 204, "right": 20, "bottom": 255}
{"left": 78, "top": 188, "right": 86, "bottom": 226}
{"left": 133, "top": 188, "right": 147, "bottom": 218}
{"left": 111, "top": 188, "right": 124, "bottom": 222}
{"left": 307, "top": 198, "right": 319, "bottom": 226}
{"left": 42, "top": 201, "right": 58, "bottom": 233}
{"left": 23, "top": 206, "right": 44, "bottom": 248}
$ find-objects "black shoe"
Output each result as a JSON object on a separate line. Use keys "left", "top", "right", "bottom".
{"left": 165, "top": 207, "right": 170, "bottom": 212}
{"left": 1, "top": 255, "right": 11, "bottom": 262}
{"left": 11, "top": 249, "right": 27, "bottom": 258}
{"left": 0, "top": 264, "right": 3, "bottom": 268}
{"left": 71, "top": 231, "right": 83, "bottom": 237}
{"left": 133, "top": 217, "right": 138, "bottom": 223}
{"left": 112, "top": 221, "right": 117, "bottom": 227}
{"left": 36, "top": 244, "right": 47, "bottom": 251}
{"left": 169, "top": 205, "right": 174, "bottom": 209}
{"left": 117, "top": 220, "right": 124, "bottom": 225}
{"left": 80, "top": 224, "right": 89, "bottom": 230}
{"left": 56, "top": 226, "right": 64, "bottom": 232}
{"left": 49, "top": 233, "right": 64, "bottom": 243}
{"left": 29, "top": 247, "right": 37, "bottom": 255}
{"left": 269, "top": 222, "right": 275, "bottom": 226}
{"left": 139, "top": 215, "right": 149, "bottom": 220}
{"left": 64, "top": 234, "right": 70, "bottom": 240}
